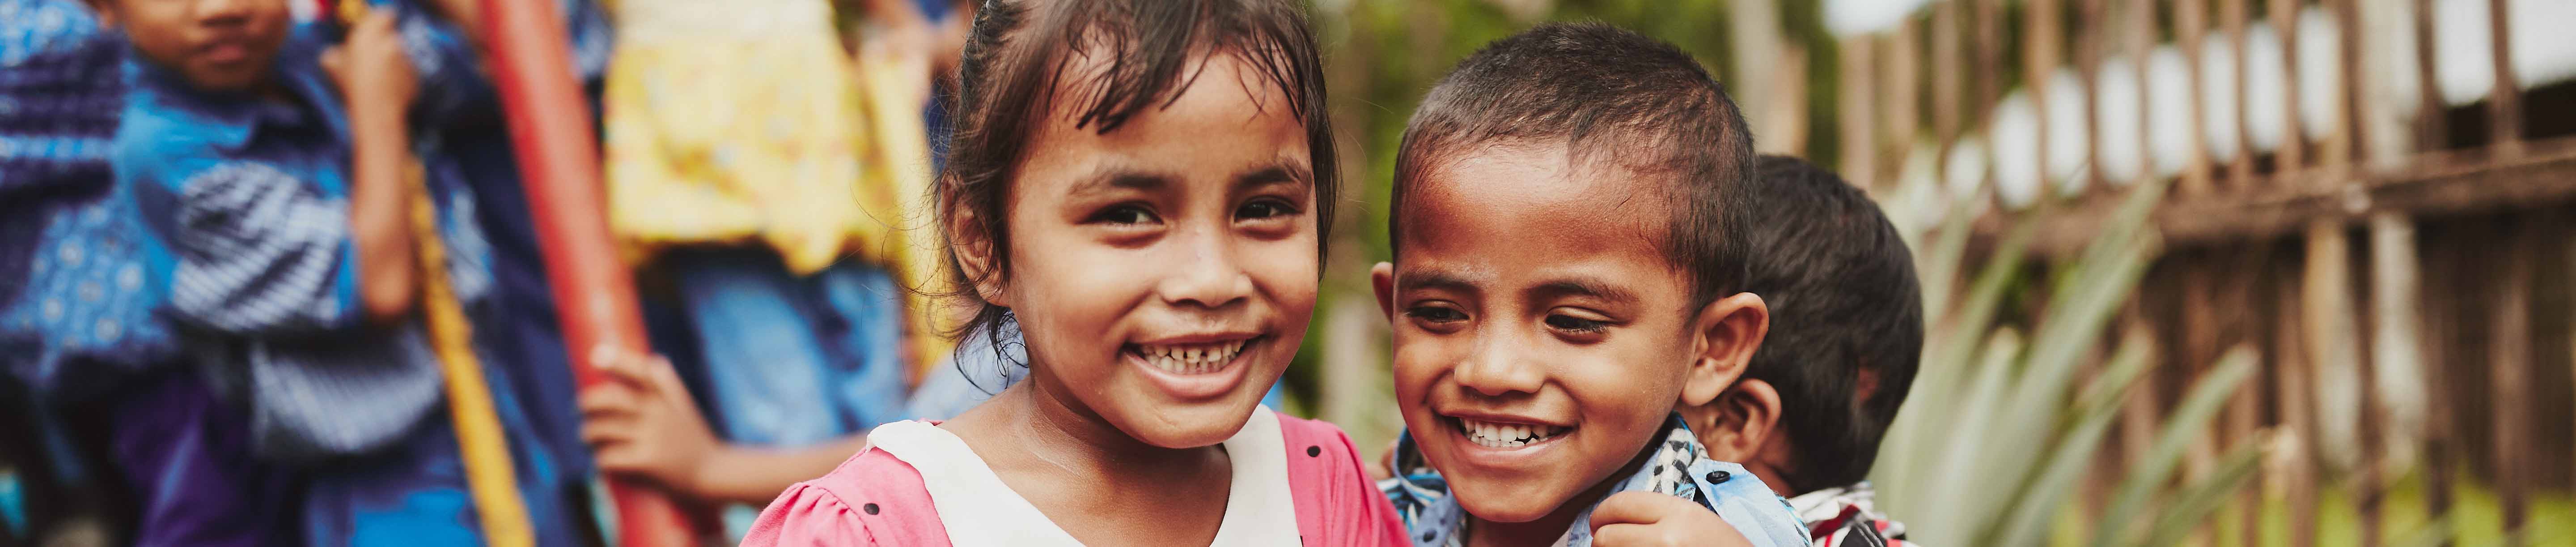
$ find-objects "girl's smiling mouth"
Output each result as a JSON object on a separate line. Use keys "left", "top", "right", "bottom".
{"left": 1123, "top": 334, "right": 1267, "bottom": 400}
{"left": 1129, "top": 338, "right": 1250, "bottom": 374}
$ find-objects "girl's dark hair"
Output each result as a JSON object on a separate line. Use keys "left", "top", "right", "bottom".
{"left": 937, "top": 0, "right": 1337, "bottom": 365}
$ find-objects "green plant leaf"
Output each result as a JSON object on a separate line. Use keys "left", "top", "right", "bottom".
{"left": 2132, "top": 437, "right": 2266, "bottom": 547}
{"left": 2088, "top": 347, "right": 2260, "bottom": 546}
{"left": 1988, "top": 328, "right": 2157, "bottom": 546}
{"left": 1889, "top": 328, "right": 2024, "bottom": 544}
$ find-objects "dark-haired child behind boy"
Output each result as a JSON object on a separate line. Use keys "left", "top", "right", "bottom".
{"left": 1373, "top": 22, "right": 1810, "bottom": 547}
{"left": 1685, "top": 156, "right": 1922, "bottom": 546}
{"left": 90, "top": 0, "right": 585, "bottom": 543}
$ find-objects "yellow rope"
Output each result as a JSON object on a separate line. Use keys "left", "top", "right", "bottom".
{"left": 407, "top": 162, "right": 537, "bottom": 547}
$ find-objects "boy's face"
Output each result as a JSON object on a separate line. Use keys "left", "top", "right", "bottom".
{"left": 1376, "top": 143, "right": 1716, "bottom": 524}
{"left": 97, "top": 0, "right": 290, "bottom": 92}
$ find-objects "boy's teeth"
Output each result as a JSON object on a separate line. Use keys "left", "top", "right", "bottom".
{"left": 1135, "top": 340, "right": 1248, "bottom": 374}
{"left": 1458, "top": 418, "right": 1565, "bottom": 449}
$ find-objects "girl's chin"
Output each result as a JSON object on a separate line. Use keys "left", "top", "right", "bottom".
{"left": 1108, "top": 396, "right": 1265, "bottom": 448}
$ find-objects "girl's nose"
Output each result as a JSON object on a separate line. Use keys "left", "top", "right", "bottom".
{"left": 1154, "top": 228, "right": 1254, "bottom": 309}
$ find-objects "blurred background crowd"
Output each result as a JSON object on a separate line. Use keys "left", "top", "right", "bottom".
{"left": 3, "top": 0, "right": 2572, "bottom": 545}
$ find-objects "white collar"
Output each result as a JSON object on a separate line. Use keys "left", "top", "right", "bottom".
{"left": 866, "top": 406, "right": 1303, "bottom": 547}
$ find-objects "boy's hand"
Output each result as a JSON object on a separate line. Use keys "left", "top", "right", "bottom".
{"left": 1590, "top": 491, "right": 1754, "bottom": 547}
{"left": 579, "top": 345, "right": 723, "bottom": 496}
{"left": 321, "top": 11, "right": 418, "bottom": 115}
{"left": 1364, "top": 438, "right": 1398, "bottom": 481}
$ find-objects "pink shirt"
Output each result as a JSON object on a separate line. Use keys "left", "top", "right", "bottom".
{"left": 740, "top": 408, "right": 1408, "bottom": 547}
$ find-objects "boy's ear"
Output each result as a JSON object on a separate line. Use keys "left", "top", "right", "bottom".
{"left": 945, "top": 197, "right": 1009, "bottom": 308}
{"left": 1371, "top": 262, "right": 1397, "bottom": 323}
{"left": 1682, "top": 292, "right": 1767, "bottom": 407}
{"left": 1686, "top": 377, "right": 1784, "bottom": 465}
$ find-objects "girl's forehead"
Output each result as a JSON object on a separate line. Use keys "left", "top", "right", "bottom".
{"left": 1016, "top": 53, "right": 1311, "bottom": 186}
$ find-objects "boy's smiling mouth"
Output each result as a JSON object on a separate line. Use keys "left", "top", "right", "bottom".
{"left": 1444, "top": 414, "right": 1574, "bottom": 451}
{"left": 1455, "top": 417, "right": 1570, "bottom": 449}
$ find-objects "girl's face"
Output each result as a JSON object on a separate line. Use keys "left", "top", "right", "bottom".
{"left": 987, "top": 51, "right": 1318, "bottom": 449}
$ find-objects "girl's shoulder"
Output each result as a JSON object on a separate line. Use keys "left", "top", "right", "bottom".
{"left": 1268, "top": 411, "right": 1411, "bottom": 547}
{"left": 741, "top": 438, "right": 951, "bottom": 547}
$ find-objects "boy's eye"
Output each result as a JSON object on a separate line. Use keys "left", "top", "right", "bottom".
{"left": 1404, "top": 305, "right": 1467, "bottom": 323}
{"left": 1087, "top": 204, "right": 1161, "bottom": 225}
{"left": 1236, "top": 198, "right": 1299, "bottom": 220}
{"left": 1543, "top": 314, "right": 1610, "bottom": 333}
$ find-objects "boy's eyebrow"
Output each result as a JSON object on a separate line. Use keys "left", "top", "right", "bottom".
{"left": 1527, "top": 277, "right": 1640, "bottom": 305}
{"left": 1396, "top": 270, "right": 1482, "bottom": 295}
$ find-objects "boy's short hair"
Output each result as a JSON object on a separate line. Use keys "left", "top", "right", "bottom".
{"left": 1739, "top": 155, "right": 1923, "bottom": 492}
{"left": 1389, "top": 21, "right": 1756, "bottom": 305}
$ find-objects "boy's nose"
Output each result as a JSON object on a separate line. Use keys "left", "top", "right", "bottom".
{"left": 1153, "top": 228, "right": 1254, "bottom": 309}
{"left": 194, "top": 0, "right": 255, "bottom": 24}
{"left": 1452, "top": 333, "right": 1544, "bottom": 396}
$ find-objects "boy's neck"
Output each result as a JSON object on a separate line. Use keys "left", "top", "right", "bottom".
{"left": 1462, "top": 429, "right": 1665, "bottom": 547}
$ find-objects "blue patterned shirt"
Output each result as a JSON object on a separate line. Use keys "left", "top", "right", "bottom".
{"left": 1380, "top": 414, "right": 1814, "bottom": 547}
{"left": 112, "top": 10, "right": 497, "bottom": 461}
{"left": 0, "top": 0, "right": 177, "bottom": 401}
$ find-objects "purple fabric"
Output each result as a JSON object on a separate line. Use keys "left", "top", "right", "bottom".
{"left": 103, "top": 370, "right": 298, "bottom": 547}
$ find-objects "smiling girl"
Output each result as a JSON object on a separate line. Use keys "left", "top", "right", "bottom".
{"left": 737, "top": 1, "right": 1404, "bottom": 545}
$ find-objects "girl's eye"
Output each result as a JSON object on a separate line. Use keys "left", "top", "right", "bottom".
{"left": 1404, "top": 305, "right": 1466, "bottom": 323}
{"left": 1087, "top": 204, "right": 1160, "bottom": 225}
{"left": 1236, "top": 198, "right": 1299, "bottom": 221}
{"left": 1544, "top": 314, "right": 1610, "bottom": 333}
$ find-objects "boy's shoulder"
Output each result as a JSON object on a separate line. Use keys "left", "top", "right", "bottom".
{"left": 1382, "top": 422, "right": 1813, "bottom": 547}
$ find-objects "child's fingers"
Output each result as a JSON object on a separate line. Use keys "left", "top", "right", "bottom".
{"left": 585, "top": 343, "right": 679, "bottom": 393}
{"left": 580, "top": 419, "right": 629, "bottom": 445}
{"left": 639, "top": 354, "right": 688, "bottom": 397}
{"left": 1588, "top": 523, "right": 1666, "bottom": 547}
{"left": 1589, "top": 492, "right": 1752, "bottom": 547}
{"left": 577, "top": 384, "right": 641, "bottom": 418}
{"left": 1588, "top": 491, "right": 1690, "bottom": 527}
{"left": 356, "top": 10, "right": 398, "bottom": 36}
{"left": 319, "top": 47, "right": 346, "bottom": 81}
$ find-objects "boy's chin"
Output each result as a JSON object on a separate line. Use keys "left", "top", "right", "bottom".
{"left": 1450, "top": 483, "right": 1573, "bottom": 524}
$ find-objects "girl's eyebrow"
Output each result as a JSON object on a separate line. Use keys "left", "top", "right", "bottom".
{"left": 1237, "top": 159, "right": 1313, "bottom": 188}
{"left": 1066, "top": 169, "right": 1172, "bottom": 200}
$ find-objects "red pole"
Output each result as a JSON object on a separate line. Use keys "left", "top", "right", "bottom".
{"left": 474, "top": 0, "right": 704, "bottom": 544}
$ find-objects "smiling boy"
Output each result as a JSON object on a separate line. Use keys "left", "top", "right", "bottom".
{"left": 1373, "top": 22, "right": 1809, "bottom": 547}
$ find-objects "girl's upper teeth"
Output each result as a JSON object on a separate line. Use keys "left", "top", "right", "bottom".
{"left": 1138, "top": 340, "right": 1248, "bottom": 373}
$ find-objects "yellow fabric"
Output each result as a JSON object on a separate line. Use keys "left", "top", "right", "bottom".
{"left": 603, "top": 7, "right": 954, "bottom": 380}
{"left": 602, "top": 31, "right": 884, "bottom": 275}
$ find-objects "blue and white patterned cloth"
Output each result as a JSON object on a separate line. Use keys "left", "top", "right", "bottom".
{"left": 111, "top": 11, "right": 493, "bottom": 462}
{"left": 112, "top": 11, "right": 596, "bottom": 547}
{"left": 1379, "top": 413, "right": 1813, "bottom": 547}
{"left": 0, "top": 0, "right": 178, "bottom": 402}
